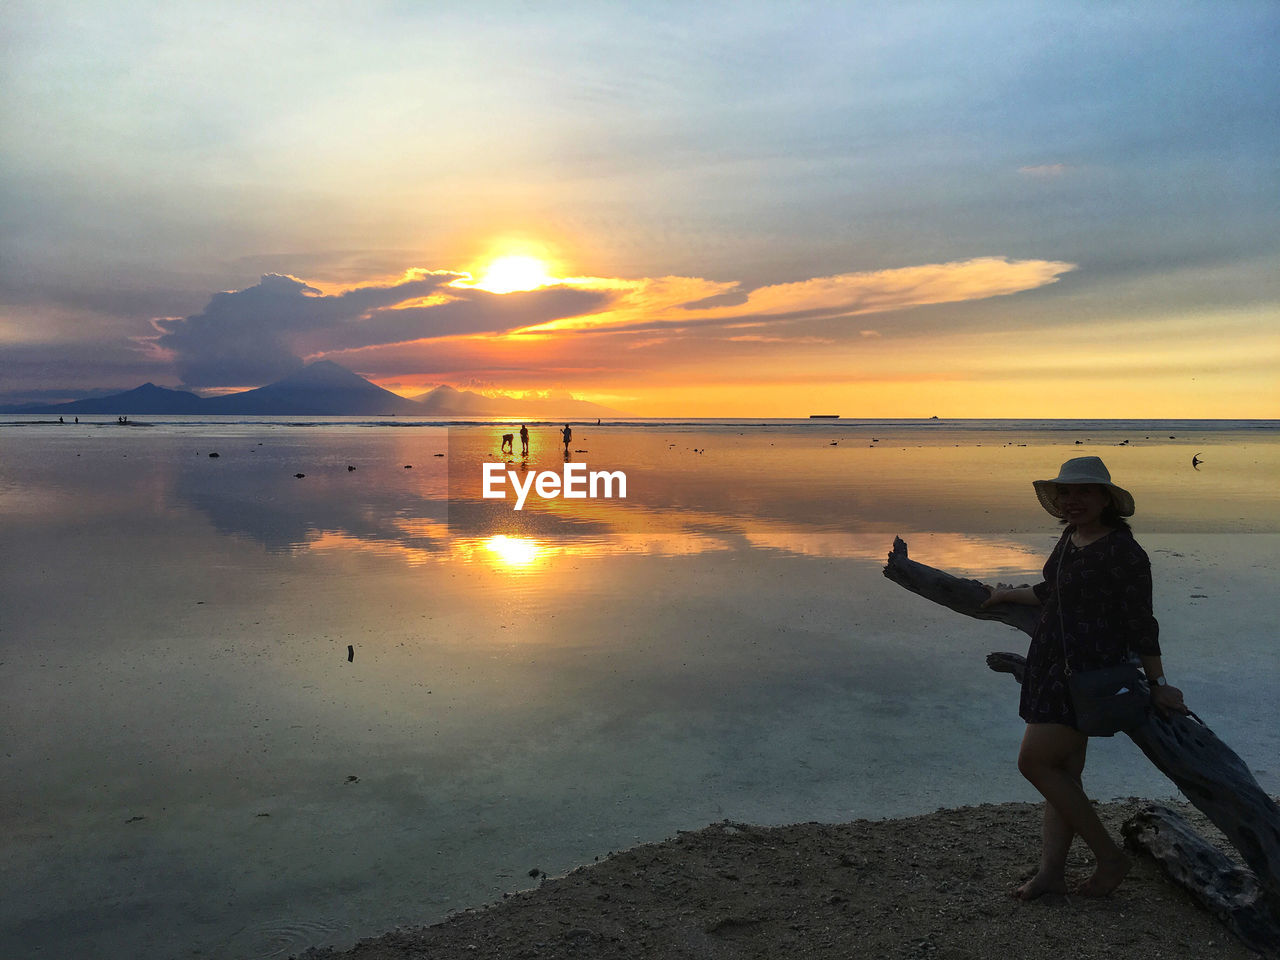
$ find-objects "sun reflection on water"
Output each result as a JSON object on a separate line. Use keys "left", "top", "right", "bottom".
{"left": 480, "top": 534, "right": 543, "bottom": 570}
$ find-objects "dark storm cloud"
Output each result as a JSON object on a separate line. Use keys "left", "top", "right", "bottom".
{"left": 151, "top": 272, "right": 455, "bottom": 388}
{"left": 147, "top": 272, "right": 616, "bottom": 389}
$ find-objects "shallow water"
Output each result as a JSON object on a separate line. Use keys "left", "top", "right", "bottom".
{"left": 1, "top": 420, "right": 1276, "bottom": 959}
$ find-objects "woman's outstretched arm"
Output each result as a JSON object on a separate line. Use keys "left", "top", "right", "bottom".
{"left": 981, "top": 584, "right": 1042, "bottom": 607}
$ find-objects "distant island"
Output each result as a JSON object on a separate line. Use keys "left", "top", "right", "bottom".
{"left": 2, "top": 360, "right": 623, "bottom": 419}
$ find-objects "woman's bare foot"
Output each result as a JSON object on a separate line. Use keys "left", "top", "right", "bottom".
{"left": 1076, "top": 854, "right": 1130, "bottom": 897}
{"left": 1010, "top": 870, "right": 1069, "bottom": 900}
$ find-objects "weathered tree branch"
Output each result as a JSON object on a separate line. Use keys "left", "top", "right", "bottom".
{"left": 882, "top": 537, "right": 1042, "bottom": 637}
{"left": 884, "top": 536, "right": 1280, "bottom": 951}
{"left": 1122, "top": 806, "right": 1280, "bottom": 958}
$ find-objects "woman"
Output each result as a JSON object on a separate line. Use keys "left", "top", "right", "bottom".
{"left": 982, "top": 456, "right": 1188, "bottom": 899}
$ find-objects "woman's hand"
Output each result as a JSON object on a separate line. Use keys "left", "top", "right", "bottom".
{"left": 1150, "top": 683, "right": 1189, "bottom": 715}
{"left": 981, "top": 583, "right": 1035, "bottom": 608}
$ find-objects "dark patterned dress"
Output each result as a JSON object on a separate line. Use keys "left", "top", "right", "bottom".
{"left": 1019, "top": 526, "right": 1161, "bottom": 728}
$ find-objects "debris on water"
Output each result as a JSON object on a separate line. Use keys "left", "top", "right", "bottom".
{"left": 294, "top": 473, "right": 306, "bottom": 478}
{"left": 208, "top": 452, "right": 219, "bottom": 458}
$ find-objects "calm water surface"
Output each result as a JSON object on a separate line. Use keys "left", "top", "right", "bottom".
{"left": 1, "top": 420, "right": 1276, "bottom": 959}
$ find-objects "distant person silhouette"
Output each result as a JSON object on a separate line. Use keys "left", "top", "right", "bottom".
{"left": 501, "top": 433, "right": 514, "bottom": 454}
{"left": 520, "top": 424, "right": 529, "bottom": 457}
{"left": 561, "top": 423, "right": 572, "bottom": 452}
{"left": 59, "top": 416, "right": 64, "bottom": 423}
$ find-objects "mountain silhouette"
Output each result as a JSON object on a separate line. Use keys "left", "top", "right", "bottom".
{"left": 6, "top": 361, "right": 623, "bottom": 417}
{"left": 10, "top": 382, "right": 207, "bottom": 415}
{"left": 202, "top": 360, "right": 422, "bottom": 415}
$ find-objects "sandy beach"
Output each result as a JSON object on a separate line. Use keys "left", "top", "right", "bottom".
{"left": 298, "top": 798, "right": 1262, "bottom": 960}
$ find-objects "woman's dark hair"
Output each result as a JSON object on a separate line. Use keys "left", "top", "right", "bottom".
{"left": 1101, "top": 501, "right": 1132, "bottom": 531}
{"left": 1058, "top": 499, "right": 1132, "bottom": 531}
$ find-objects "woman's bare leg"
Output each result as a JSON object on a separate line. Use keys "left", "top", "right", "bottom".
{"left": 1016, "top": 723, "right": 1129, "bottom": 897}
{"left": 1013, "top": 734, "right": 1084, "bottom": 898}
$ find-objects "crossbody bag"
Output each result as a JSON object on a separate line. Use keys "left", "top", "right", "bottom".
{"left": 1055, "top": 532, "right": 1149, "bottom": 737}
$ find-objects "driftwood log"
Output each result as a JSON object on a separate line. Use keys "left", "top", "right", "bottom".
{"left": 883, "top": 537, "right": 1280, "bottom": 956}
{"left": 1123, "top": 806, "right": 1279, "bottom": 956}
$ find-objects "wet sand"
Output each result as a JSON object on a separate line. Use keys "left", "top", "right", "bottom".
{"left": 297, "top": 798, "right": 1262, "bottom": 959}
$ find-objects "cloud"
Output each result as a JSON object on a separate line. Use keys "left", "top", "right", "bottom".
{"left": 138, "top": 256, "right": 1075, "bottom": 392}
{"left": 149, "top": 270, "right": 457, "bottom": 387}
{"left": 518, "top": 257, "right": 1076, "bottom": 336}
{"left": 724, "top": 335, "right": 834, "bottom": 344}
{"left": 702, "top": 257, "right": 1076, "bottom": 321}
{"left": 142, "top": 265, "right": 621, "bottom": 389}
{"left": 298, "top": 286, "right": 615, "bottom": 353}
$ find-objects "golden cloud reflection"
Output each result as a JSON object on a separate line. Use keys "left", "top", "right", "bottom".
{"left": 451, "top": 531, "right": 736, "bottom": 567}
{"left": 394, "top": 517, "right": 452, "bottom": 539}
{"left": 739, "top": 527, "right": 1048, "bottom": 577}
{"left": 304, "top": 518, "right": 1045, "bottom": 581}
{"left": 306, "top": 530, "right": 436, "bottom": 566}
{"left": 304, "top": 527, "right": 736, "bottom": 568}
{"left": 299, "top": 431, "right": 1078, "bottom": 574}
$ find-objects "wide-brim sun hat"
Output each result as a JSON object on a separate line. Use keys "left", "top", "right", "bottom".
{"left": 1032, "top": 456, "right": 1135, "bottom": 518}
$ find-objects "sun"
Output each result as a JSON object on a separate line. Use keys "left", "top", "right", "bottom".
{"left": 470, "top": 255, "right": 558, "bottom": 294}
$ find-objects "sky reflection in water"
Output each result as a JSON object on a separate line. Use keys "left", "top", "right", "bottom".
{"left": 16, "top": 421, "right": 1263, "bottom": 572}
{"left": 1, "top": 422, "right": 1276, "bottom": 960}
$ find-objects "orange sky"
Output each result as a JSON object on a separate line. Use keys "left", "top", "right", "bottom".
{"left": 2, "top": 3, "right": 1277, "bottom": 417}
{"left": 302, "top": 253, "right": 1275, "bottom": 419}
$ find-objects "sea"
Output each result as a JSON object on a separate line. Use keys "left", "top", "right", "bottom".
{"left": 1, "top": 417, "right": 1276, "bottom": 959}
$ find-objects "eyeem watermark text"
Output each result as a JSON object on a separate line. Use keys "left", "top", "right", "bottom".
{"left": 482, "top": 463, "right": 627, "bottom": 510}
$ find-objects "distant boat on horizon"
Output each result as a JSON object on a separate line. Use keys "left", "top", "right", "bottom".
{"left": 809, "top": 414, "right": 839, "bottom": 418}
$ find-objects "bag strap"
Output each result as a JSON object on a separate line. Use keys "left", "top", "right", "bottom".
{"left": 1054, "top": 528, "right": 1075, "bottom": 677}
